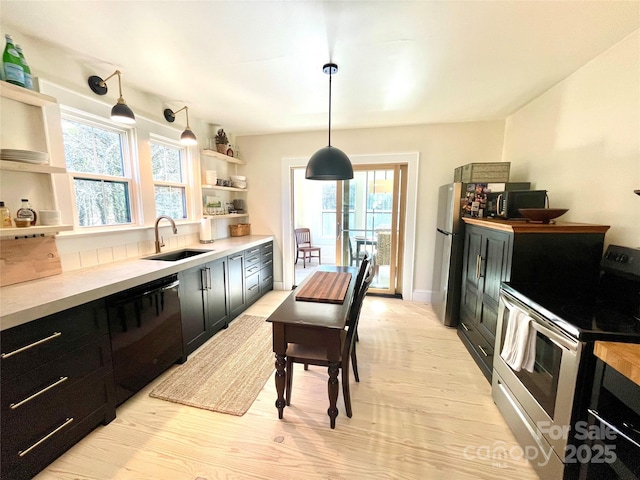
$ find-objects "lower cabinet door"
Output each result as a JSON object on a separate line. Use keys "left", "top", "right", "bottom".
{"left": 228, "top": 253, "right": 246, "bottom": 319}
{"left": 205, "top": 258, "right": 229, "bottom": 333}
{"left": 178, "top": 266, "right": 208, "bottom": 355}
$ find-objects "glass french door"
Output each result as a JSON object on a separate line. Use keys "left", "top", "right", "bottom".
{"left": 336, "top": 165, "right": 406, "bottom": 295}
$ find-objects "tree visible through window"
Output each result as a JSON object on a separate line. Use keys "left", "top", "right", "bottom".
{"left": 151, "top": 140, "right": 187, "bottom": 219}
{"left": 61, "top": 118, "right": 132, "bottom": 226}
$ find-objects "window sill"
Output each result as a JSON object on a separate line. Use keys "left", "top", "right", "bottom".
{"left": 56, "top": 219, "right": 201, "bottom": 238}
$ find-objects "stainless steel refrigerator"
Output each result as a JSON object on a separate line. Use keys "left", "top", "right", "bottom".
{"left": 432, "top": 183, "right": 464, "bottom": 327}
{"left": 431, "top": 182, "right": 531, "bottom": 326}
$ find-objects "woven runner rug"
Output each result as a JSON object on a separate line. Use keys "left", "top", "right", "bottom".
{"left": 149, "top": 314, "right": 274, "bottom": 416}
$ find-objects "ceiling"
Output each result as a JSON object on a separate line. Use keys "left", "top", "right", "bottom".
{"left": 1, "top": 1, "right": 638, "bottom": 136}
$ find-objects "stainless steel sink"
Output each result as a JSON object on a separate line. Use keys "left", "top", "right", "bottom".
{"left": 144, "top": 249, "right": 213, "bottom": 261}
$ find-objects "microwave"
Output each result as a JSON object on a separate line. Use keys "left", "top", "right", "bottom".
{"left": 495, "top": 190, "right": 547, "bottom": 219}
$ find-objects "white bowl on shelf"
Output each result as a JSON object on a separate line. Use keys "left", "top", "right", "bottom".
{"left": 230, "top": 175, "right": 246, "bottom": 182}
{"left": 232, "top": 181, "right": 247, "bottom": 189}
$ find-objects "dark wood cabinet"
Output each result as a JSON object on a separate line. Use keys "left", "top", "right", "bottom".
{"left": 228, "top": 251, "right": 246, "bottom": 319}
{"left": 260, "top": 241, "right": 274, "bottom": 294}
{"left": 458, "top": 219, "right": 607, "bottom": 382}
{"left": 0, "top": 300, "right": 116, "bottom": 480}
{"left": 179, "top": 257, "right": 230, "bottom": 356}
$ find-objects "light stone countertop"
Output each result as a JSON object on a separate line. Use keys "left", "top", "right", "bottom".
{"left": 0, "top": 235, "right": 274, "bottom": 331}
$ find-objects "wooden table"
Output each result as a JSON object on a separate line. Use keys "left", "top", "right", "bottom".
{"left": 266, "top": 265, "right": 357, "bottom": 428}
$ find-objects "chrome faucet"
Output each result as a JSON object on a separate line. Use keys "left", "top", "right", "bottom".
{"left": 154, "top": 215, "right": 177, "bottom": 253}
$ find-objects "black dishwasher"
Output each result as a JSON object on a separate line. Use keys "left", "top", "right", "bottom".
{"left": 106, "top": 275, "right": 185, "bottom": 405}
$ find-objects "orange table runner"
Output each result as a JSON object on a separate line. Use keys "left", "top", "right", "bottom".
{"left": 295, "top": 271, "right": 352, "bottom": 304}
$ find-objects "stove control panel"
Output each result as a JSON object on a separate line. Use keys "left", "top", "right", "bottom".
{"left": 601, "top": 245, "right": 639, "bottom": 278}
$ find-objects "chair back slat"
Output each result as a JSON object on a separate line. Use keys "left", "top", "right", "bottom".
{"left": 343, "top": 264, "right": 374, "bottom": 358}
{"left": 294, "top": 228, "right": 312, "bottom": 247}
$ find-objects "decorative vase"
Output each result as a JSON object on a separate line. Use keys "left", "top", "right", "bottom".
{"left": 216, "top": 144, "right": 227, "bottom": 154}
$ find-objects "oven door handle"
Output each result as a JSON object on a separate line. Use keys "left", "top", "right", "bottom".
{"left": 530, "top": 321, "right": 577, "bottom": 352}
{"left": 502, "top": 295, "right": 578, "bottom": 352}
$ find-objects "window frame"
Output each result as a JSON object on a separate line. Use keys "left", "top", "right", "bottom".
{"left": 60, "top": 108, "right": 139, "bottom": 228}
{"left": 149, "top": 134, "right": 190, "bottom": 219}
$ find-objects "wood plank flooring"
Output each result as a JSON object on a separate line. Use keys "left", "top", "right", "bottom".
{"left": 35, "top": 292, "right": 539, "bottom": 480}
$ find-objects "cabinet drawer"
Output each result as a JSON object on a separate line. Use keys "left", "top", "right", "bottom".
{"left": 1, "top": 335, "right": 112, "bottom": 413}
{"left": 245, "top": 262, "right": 261, "bottom": 277}
{"left": 458, "top": 320, "right": 494, "bottom": 381}
{"left": 1, "top": 370, "right": 115, "bottom": 477}
{"left": 1, "top": 300, "right": 108, "bottom": 381}
{"left": 261, "top": 242, "right": 273, "bottom": 257}
{"left": 244, "top": 247, "right": 261, "bottom": 268}
{"left": 246, "top": 272, "right": 261, "bottom": 304}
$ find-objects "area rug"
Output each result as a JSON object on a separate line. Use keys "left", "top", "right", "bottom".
{"left": 149, "top": 314, "right": 274, "bottom": 416}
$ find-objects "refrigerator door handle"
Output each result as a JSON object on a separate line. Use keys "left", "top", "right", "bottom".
{"left": 437, "top": 228, "right": 456, "bottom": 236}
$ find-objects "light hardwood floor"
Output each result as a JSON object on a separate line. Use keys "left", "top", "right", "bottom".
{"left": 35, "top": 291, "right": 539, "bottom": 480}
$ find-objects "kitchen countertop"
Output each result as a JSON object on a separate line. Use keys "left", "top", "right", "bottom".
{"left": 0, "top": 235, "right": 274, "bottom": 331}
{"left": 462, "top": 217, "right": 610, "bottom": 234}
{"left": 594, "top": 341, "right": 640, "bottom": 387}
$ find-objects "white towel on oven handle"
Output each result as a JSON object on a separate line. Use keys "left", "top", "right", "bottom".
{"left": 500, "top": 306, "right": 536, "bottom": 373}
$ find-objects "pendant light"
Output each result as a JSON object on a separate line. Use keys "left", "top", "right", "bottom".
{"left": 305, "top": 63, "right": 353, "bottom": 180}
{"left": 87, "top": 70, "right": 136, "bottom": 124}
{"left": 163, "top": 106, "right": 197, "bottom": 145}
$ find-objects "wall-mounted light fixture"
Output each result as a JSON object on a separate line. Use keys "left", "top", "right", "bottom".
{"left": 305, "top": 63, "right": 353, "bottom": 181}
{"left": 87, "top": 70, "right": 136, "bottom": 124}
{"left": 163, "top": 106, "right": 197, "bottom": 145}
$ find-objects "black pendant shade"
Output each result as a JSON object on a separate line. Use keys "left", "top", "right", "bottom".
{"left": 306, "top": 63, "right": 353, "bottom": 180}
{"left": 306, "top": 146, "right": 353, "bottom": 180}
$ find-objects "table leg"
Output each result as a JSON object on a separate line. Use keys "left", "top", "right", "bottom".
{"left": 327, "top": 361, "right": 340, "bottom": 429}
{"left": 274, "top": 353, "right": 286, "bottom": 419}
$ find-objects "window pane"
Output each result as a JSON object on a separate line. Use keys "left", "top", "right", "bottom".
{"left": 61, "top": 119, "right": 125, "bottom": 176}
{"left": 151, "top": 143, "right": 182, "bottom": 182}
{"left": 74, "top": 178, "right": 131, "bottom": 226}
{"left": 155, "top": 186, "right": 186, "bottom": 219}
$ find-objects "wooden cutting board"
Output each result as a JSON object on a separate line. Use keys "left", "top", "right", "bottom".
{"left": 295, "top": 271, "right": 352, "bottom": 304}
{"left": 0, "top": 236, "right": 62, "bottom": 286}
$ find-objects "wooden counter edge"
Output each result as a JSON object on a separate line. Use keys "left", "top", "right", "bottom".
{"left": 594, "top": 341, "right": 640, "bottom": 387}
{"left": 462, "top": 217, "right": 610, "bottom": 234}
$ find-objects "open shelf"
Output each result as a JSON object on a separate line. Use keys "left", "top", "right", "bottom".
{"left": 0, "top": 80, "right": 57, "bottom": 107}
{"left": 204, "top": 213, "right": 249, "bottom": 219}
{"left": 202, "top": 184, "right": 248, "bottom": 193}
{"left": 0, "top": 224, "right": 73, "bottom": 238}
{"left": 200, "top": 149, "right": 246, "bottom": 165}
{"left": 0, "top": 160, "right": 66, "bottom": 174}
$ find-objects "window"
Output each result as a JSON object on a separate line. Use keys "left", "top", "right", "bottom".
{"left": 151, "top": 138, "right": 187, "bottom": 219}
{"left": 61, "top": 117, "right": 133, "bottom": 226}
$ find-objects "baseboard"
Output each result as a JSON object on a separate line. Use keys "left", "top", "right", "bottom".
{"left": 412, "top": 290, "right": 432, "bottom": 303}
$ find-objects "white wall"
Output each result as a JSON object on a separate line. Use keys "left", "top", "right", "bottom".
{"left": 503, "top": 30, "right": 640, "bottom": 247}
{"left": 239, "top": 122, "right": 506, "bottom": 298}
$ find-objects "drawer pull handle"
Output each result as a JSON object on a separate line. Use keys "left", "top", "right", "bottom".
{"left": 1, "top": 332, "right": 62, "bottom": 359}
{"left": 263, "top": 260, "right": 273, "bottom": 266}
{"left": 230, "top": 255, "right": 243, "bottom": 261}
{"left": 263, "top": 275, "right": 273, "bottom": 282}
{"left": 248, "top": 284, "right": 259, "bottom": 292}
{"left": 19, "top": 417, "right": 74, "bottom": 457}
{"left": 460, "top": 322, "right": 470, "bottom": 332}
{"left": 10, "top": 376, "right": 69, "bottom": 410}
{"left": 478, "top": 345, "right": 489, "bottom": 357}
{"left": 248, "top": 248, "right": 260, "bottom": 254}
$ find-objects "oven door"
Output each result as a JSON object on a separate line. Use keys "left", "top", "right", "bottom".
{"left": 494, "top": 290, "right": 583, "bottom": 454}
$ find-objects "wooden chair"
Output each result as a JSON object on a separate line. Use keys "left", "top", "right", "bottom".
{"left": 285, "top": 263, "right": 374, "bottom": 418}
{"left": 294, "top": 227, "right": 321, "bottom": 268}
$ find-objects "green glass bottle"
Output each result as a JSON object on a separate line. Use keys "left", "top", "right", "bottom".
{"left": 3, "top": 34, "right": 25, "bottom": 87}
{"left": 16, "top": 45, "right": 32, "bottom": 90}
